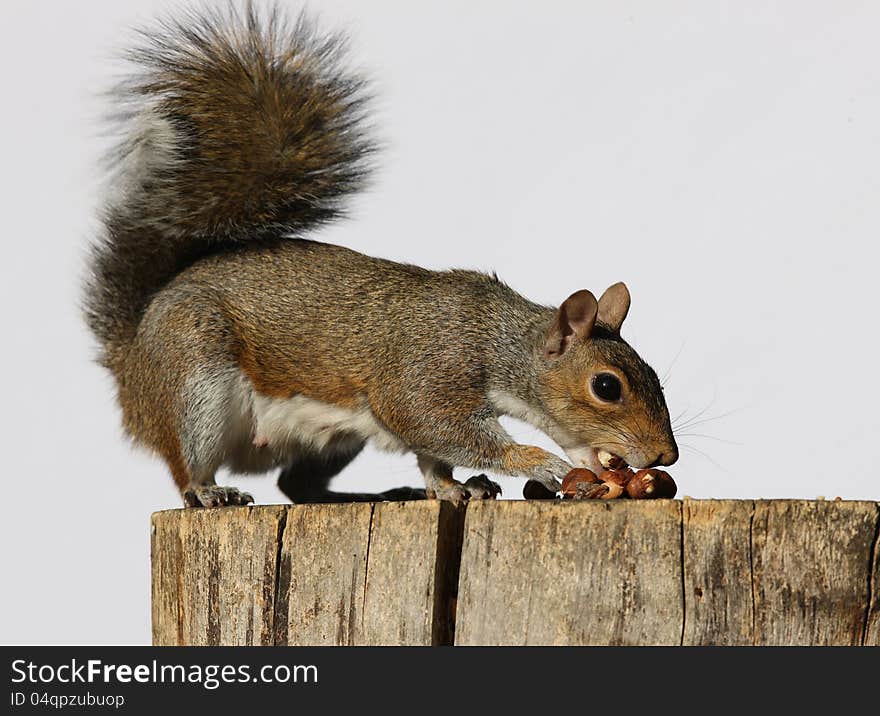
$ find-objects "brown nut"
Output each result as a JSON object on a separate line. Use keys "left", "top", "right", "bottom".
{"left": 573, "top": 482, "right": 610, "bottom": 500}
{"left": 561, "top": 468, "right": 600, "bottom": 498}
{"left": 598, "top": 468, "right": 635, "bottom": 488}
{"left": 522, "top": 480, "right": 559, "bottom": 500}
{"left": 626, "top": 469, "right": 677, "bottom": 499}
{"left": 597, "top": 450, "right": 628, "bottom": 470}
{"left": 600, "top": 481, "right": 625, "bottom": 499}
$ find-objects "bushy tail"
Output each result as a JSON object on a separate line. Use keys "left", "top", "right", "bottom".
{"left": 84, "top": 2, "right": 375, "bottom": 367}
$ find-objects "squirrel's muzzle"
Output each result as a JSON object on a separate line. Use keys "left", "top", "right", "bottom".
{"left": 648, "top": 445, "right": 679, "bottom": 468}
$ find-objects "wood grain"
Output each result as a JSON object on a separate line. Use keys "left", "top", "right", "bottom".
{"left": 151, "top": 506, "right": 286, "bottom": 646}
{"left": 751, "top": 500, "right": 877, "bottom": 645}
{"left": 153, "top": 502, "right": 461, "bottom": 646}
{"left": 358, "top": 501, "right": 463, "bottom": 646}
{"left": 865, "top": 514, "right": 880, "bottom": 646}
{"left": 682, "top": 500, "right": 755, "bottom": 645}
{"left": 151, "top": 499, "right": 880, "bottom": 646}
{"left": 273, "top": 502, "right": 371, "bottom": 646}
{"left": 454, "top": 500, "right": 683, "bottom": 645}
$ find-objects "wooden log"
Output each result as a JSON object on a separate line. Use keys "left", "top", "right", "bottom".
{"left": 682, "top": 500, "right": 755, "bottom": 645}
{"left": 152, "top": 499, "right": 879, "bottom": 646}
{"left": 151, "top": 506, "right": 286, "bottom": 646}
{"left": 273, "top": 501, "right": 463, "bottom": 645}
{"left": 751, "top": 500, "right": 877, "bottom": 645}
{"left": 455, "top": 500, "right": 683, "bottom": 645}
{"left": 867, "top": 524, "right": 880, "bottom": 646}
{"left": 454, "top": 499, "right": 880, "bottom": 646}
{"left": 152, "top": 502, "right": 462, "bottom": 646}
{"left": 272, "top": 502, "right": 372, "bottom": 646}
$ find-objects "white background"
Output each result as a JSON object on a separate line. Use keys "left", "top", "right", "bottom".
{"left": 2, "top": 1, "right": 878, "bottom": 644}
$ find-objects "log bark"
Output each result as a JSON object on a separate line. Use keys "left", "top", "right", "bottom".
{"left": 750, "top": 500, "right": 877, "bottom": 645}
{"left": 151, "top": 499, "right": 879, "bottom": 646}
{"left": 151, "top": 505, "right": 286, "bottom": 646}
{"left": 152, "top": 502, "right": 462, "bottom": 646}
{"left": 682, "top": 500, "right": 754, "bottom": 645}
{"left": 455, "top": 500, "right": 683, "bottom": 645}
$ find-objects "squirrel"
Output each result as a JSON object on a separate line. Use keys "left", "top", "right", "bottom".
{"left": 84, "top": 3, "right": 678, "bottom": 508}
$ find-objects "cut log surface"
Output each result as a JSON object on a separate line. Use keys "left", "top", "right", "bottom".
{"left": 151, "top": 499, "right": 880, "bottom": 646}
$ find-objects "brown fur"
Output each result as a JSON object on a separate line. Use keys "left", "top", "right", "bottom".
{"left": 84, "top": 4, "right": 678, "bottom": 505}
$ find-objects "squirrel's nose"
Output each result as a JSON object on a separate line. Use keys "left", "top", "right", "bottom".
{"left": 649, "top": 446, "right": 679, "bottom": 467}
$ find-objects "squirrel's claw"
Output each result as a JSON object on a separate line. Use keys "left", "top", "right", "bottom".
{"left": 463, "top": 474, "right": 502, "bottom": 500}
{"left": 426, "top": 483, "right": 469, "bottom": 504}
{"left": 183, "top": 485, "right": 254, "bottom": 508}
{"left": 531, "top": 473, "right": 563, "bottom": 494}
{"left": 427, "top": 475, "right": 502, "bottom": 504}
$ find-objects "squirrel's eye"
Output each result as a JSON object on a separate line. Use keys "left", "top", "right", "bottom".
{"left": 591, "top": 373, "right": 622, "bottom": 402}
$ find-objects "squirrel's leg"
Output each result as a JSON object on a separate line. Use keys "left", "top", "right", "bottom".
{"left": 278, "top": 440, "right": 363, "bottom": 502}
{"left": 491, "top": 444, "right": 572, "bottom": 492}
{"left": 177, "top": 450, "right": 254, "bottom": 508}
{"left": 377, "top": 399, "right": 568, "bottom": 496}
{"left": 155, "top": 418, "right": 252, "bottom": 508}
{"left": 179, "top": 370, "right": 254, "bottom": 508}
{"left": 428, "top": 424, "right": 572, "bottom": 494}
{"left": 183, "top": 483, "right": 254, "bottom": 508}
{"left": 278, "top": 439, "right": 427, "bottom": 503}
{"left": 122, "top": 287, "right": 254, "bottom": 508}
{"left": 417, "top": 455, "right": 501, "bottom": 503}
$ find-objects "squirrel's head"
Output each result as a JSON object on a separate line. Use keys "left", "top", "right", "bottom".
{"left": 539, "top": 283, "right": 678, "bottom": 470}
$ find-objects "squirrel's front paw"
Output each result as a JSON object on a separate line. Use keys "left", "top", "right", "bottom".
{"left": 183, "top": 485, "right": 254, "bottom": 508}
{"left": 526, "top": 456, "right": 571, "bottom": 494}
{"left": 530, "top": 468, "right": 565, "bottom": 494}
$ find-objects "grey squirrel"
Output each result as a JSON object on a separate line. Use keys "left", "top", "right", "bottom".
{"left": 84, "top": 3, "right": 678, "bottom": 507}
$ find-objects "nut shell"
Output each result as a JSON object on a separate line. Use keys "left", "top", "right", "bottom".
{"left": 600, "top": 481, "right": 625, "bottom": 499}
{"left": 597, "top": 450, "right": 627, "bottom": 470}
{"left": 573, "top": 482, "right": 610, "bottom": 500}
{"left": 566, "top": 469, "right": 630, "bottom": 500}
{"left": 598, "top": 468, "right": 635, "bottom": 488}
{"left": 626, "top": 469, "right": 677, "bottom": 499}
{"left": 561, "top": 468, "right": 600, "bottom": 497}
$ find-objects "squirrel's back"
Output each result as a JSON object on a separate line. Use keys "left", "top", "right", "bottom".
{"left": 84, "top": 2, "right": 375, "bottom": 369}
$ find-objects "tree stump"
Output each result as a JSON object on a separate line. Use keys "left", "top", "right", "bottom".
{"left": 151, "top": 499, "right": 880, "bottom": 646}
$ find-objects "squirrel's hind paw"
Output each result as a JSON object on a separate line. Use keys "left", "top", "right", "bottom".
{"left": 426, "top": 475, "right": 501, "bottom": 503}
{"left": 183, "top": 485, "right": 254, "bottom": 508}
{"left": 463, "top": 474, "right": 502, "bottom": 500}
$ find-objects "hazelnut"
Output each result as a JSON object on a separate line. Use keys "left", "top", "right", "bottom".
{"left": 522, "top": 480, "right": 558, "bottom": 500}
{"left": 598, "top": 468, "right": 635, "bottom": 488}
{"left": 626, "top": 469, "right": 677, "bottom": 499}
{"left": 566, "top": 468, "right": 630, "bottom": 500}
{"left": 561, "top": 468, "right": 600, "bottom": 498}
{"left": 600, "top": 481, "right": 625, "bottom": 499}
{"left": 597, "top": 449, "right": 627, "bottom": 470}
{"left": 574, "top": 482, "right": 610, "bottom": 500}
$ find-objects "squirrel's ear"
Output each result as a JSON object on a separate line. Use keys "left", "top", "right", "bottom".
{"left": 597, "top": 282, "right": 631, "bottom": 332}
{"left": 544, "top": 290, "right": 598, "bottom": 359}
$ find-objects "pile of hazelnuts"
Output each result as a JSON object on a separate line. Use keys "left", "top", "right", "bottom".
{"left": 523, "top": 450, "right": 676, "bottom": 501}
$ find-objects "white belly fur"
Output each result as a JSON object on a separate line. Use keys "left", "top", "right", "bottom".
{"left": 243, "top": 375, "right": 408, "bottom": 457}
